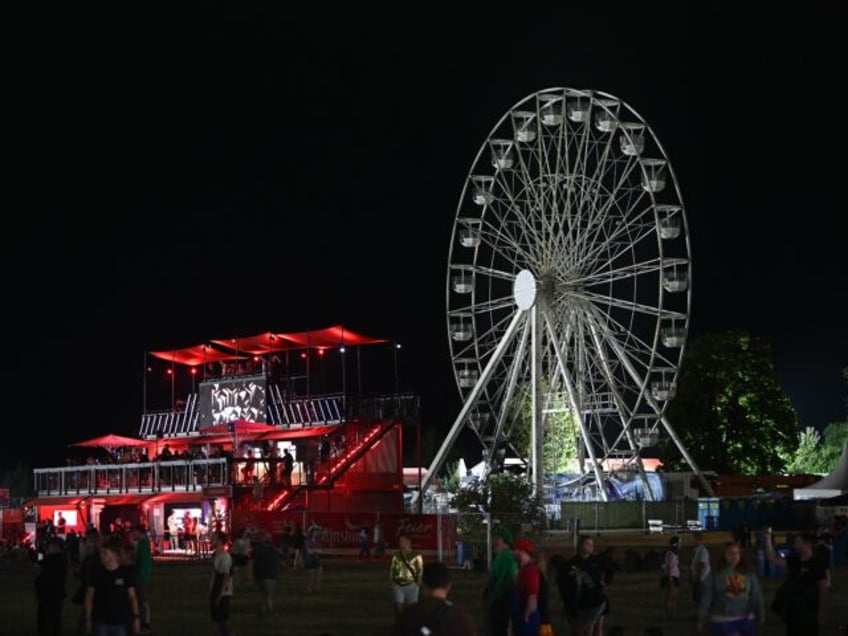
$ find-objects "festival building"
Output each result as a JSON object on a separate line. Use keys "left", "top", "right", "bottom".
{"left": 25, "top": 325, "right": 454, "bottom": 556}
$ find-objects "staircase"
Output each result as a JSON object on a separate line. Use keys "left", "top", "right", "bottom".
{"left": 264, "top": 418, "right": 396, "bottom": 512}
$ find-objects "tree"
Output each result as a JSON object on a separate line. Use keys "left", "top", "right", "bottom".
{"left": 448, "top": 472, "right": 546, "bottom": 549}
{"left": 782, "top": 427, "right": 827, "bottom": 474}
{"left": 660, "top": 330, "right": 797, "bottom": 475}
{"left": 508, "top": 385, "right": 579, "bottom": 474}
{"left": 817, "top": 422, "right": 848, "bottom": 470}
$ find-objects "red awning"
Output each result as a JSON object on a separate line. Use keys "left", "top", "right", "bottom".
{"left": 69, "top": 434, "right": 149, "bottom": 449}
{"left": 157, "top": 325, "right": 388, "bottom": 367}
{"left": 208, "top": 332, "right": 300, "bottom": 355}
{"left": 280, "top": 325, "right": 388, "bottom": 349}
{"left": 144, "top": 491, "right": 203, "bottom": 505}
{"left": 28, "top": 496, "right": 86, "bottom": 507}
{"left": 101, "top": 494, "right": 151, "bottom": 506}
{"left": 150, "top": 344, "right": 248, "bottom": 367}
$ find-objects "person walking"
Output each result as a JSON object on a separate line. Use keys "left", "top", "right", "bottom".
{"left": 34, "top": 537, "right": 67, "bottom": 636}
{"left": 84, "top": 534, "right": 141, "bottom": 636}
{"left": 358, "top": 526, "right": 371, "bottom": 559}
{"left": 484, "top": 526, "right": 517, "bottom": 636}
{"left": 390, "top": 533, "right": 424, "bottom": 615}
{"left": 252, "top": 530, "right": 282, "bottom": 617}
{"left": 133, "top": 524, "right": 153, "bottom": 633}
{"left": 562, "top": 535, "right": 607, "bottom": 636}
{"left": 662, "top": 536, "right": 681, "bottom": 618}
{"left": 391, "top": 561, "right": 477, "bottom": 636}
{"left": 691, "top": 532, "right": 711, "bottom": 607}
{"left": 697, "top": 540, "right": 765, "bottom": 635}
{"left": 209, "top": 530, "right": 236, "bottom": 636}
{"left": 765, "top": 528, "right": 829, "bottom": 636}
{"left": 509, "top": 538, "right": 541, "bottom": 636}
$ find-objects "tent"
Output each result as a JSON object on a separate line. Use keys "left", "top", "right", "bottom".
{"left": 794, "top": 443, "right": 848, "bottom": 500}
{"left": 69, "top": 434, "right": 149, "bottom": 449}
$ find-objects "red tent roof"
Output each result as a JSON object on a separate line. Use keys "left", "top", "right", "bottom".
{"left": 279, "top": 325, "right": 388, "bottom": 349}
{"left": 69, "top": 433, "right": 149, "bottom": 448}
{"left": 208, "top": 332, "right": 300, "bottom": 355}
{"left": 149, "top": 344, "right": 248, "bottom": 367}
{"left": 204, "top": 325, "right": 387, "bottom": 356}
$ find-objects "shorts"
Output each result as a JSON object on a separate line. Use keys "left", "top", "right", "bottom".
{"left": 710, "top": 618, "right": 756, "bottom": 636}
{"left": 391, "top": 582, "right": 420, "bottom": 605}
{"left": 258, "top": 579, "right": 277, "bottom": 596}
{"left": 576, "top": 601, "right": 606, "bottom": 631}
{"left": 209, "top": 595, "right": 231, "bottom": 622}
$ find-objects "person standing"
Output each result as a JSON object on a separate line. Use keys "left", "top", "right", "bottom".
{"left": 252, "top": 530, "right": 282, "bottom": 617}
{"left": 662, "top": 536, "right": 681, "bottom": 618}
{"left": 562, "top": 535, "right": 607, "bottom": 636}
{"left": 359, "top": 526, "right": 371, "bottom": 559}
{"left": 133, "top": 525, "right": 153, "bottom": 633}
{"left": 691, "top": 532, "right": 711, "bottom": 606}
{"left": 281, "top": 448, "right": 294, "bottom": 488}
{"left": 34, "top": 537, "right": 67, "bottom": 636}
{"left": 509, "top": 539, "right": 540, "bottom": 636}
{"left": 84, "top": 534, "right": 141, "bottom": 636}
{"left": 390, "top": 533, "right": 424, "bottom": 615}
{"left": 391, "top": 561, "right": 477, "bottom": 636}
{"left": 484, "top": 526, "right": 517, "bottom": 636}
{"left": 697, "top": 540, "right": 765, "bottom": 635}
{"left": 765, "top": 529, "right": 829, "bottom": 636}
{"left": 209, "top": 530, "right": 236, "bottom": 636}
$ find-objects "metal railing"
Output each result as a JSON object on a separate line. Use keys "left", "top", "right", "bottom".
{"left": 33, "top": 458, "right": 228, "bottom": 496}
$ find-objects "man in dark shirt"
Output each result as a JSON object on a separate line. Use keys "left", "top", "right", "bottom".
{"left": 35, "top": 538, "right": 68, "bottom": 636}
{"left": 765, "top": 529, "right": 829, "bottom": 635}
{"left": 391, "top": 561, "right": 477, "bottom": 636}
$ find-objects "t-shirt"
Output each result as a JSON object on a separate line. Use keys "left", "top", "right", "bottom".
{"left": 89, "top": 563, "right": 136, "bottom": 625}
{"left": 390, "top": 597, "right": 477, "bottom": 636}
{"left": 691, "top": 544, "right": 710, "bottom": 582}
{"left": 210, "top": 550, "right": 233, "bottom": 597}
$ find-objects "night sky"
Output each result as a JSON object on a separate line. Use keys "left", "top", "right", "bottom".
{"left": 4, "top": 7, "right": 846, "bottom": 470}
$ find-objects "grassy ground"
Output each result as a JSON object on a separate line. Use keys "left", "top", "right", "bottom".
{"left": 1, "top": 532, "right": 846, "bottom": 635}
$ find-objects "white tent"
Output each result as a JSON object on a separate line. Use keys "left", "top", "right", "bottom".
{"left": 794, "top": 443, "right": 848, "bottom": 500}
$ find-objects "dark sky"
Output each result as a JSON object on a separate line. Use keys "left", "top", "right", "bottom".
{"left": 4, "top": 7, "right": 846, "bottom": 469}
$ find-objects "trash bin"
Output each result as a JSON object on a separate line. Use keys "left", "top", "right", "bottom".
{"left": 456, "top": 541, "right": 464, "bottom": 566}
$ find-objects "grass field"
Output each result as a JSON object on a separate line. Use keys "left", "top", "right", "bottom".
{"left": 2, "top": 532, "right": 846, "bottom": 635}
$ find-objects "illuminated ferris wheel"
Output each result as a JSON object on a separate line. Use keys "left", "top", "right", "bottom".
{"left": 422, "top": 87, "right": 712, "bottom": 500}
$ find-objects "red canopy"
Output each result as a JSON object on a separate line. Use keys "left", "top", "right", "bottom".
{"left": 69, "top": 434, "right": 149, "bottom": 448}
{"left": 156, "top": 325, "right": 388, "bottom": 367}
{"left": 208, "top": 332, "right": 300, "bottom": 356}
{"left": 149, "top": 344, "right": 248, "bottom": 367}
{"left": 280, "top": 324, "right": 387, "bottom": 349}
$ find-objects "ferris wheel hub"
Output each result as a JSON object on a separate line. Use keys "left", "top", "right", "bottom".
{"left": 513, "top": 269, "right": 537, "bottom": 310}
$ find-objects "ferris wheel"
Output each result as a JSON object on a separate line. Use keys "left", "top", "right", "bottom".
{"left": 422, "top": 87, "right": 713, "bottom": 501}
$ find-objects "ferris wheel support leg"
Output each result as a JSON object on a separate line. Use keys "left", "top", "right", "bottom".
{"left": 657, "top": 413, "right": 715, "bottom": 497}
{"left": 414, "top": 311, "right": 527, "bottom": 504}
{"left": 543, "top": 308, "right": 609, "bottom": 502}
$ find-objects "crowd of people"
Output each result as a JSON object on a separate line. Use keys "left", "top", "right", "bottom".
{"left": 25, "top": 517, "right": 841, "bottom": 636}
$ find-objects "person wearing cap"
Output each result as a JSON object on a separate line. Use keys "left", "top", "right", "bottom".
{"left": 484, "top": 525, "right": 517, "bottom": 636}
{"left": 509, "top": 538, "right": 540, "bottom": 636}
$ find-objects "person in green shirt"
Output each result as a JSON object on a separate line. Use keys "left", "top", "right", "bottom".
{"left": 485, "top": 526, "right": 517, "bottom": 636}
{"left": 133, "top": 524, "right": 153, "bottom": 632}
